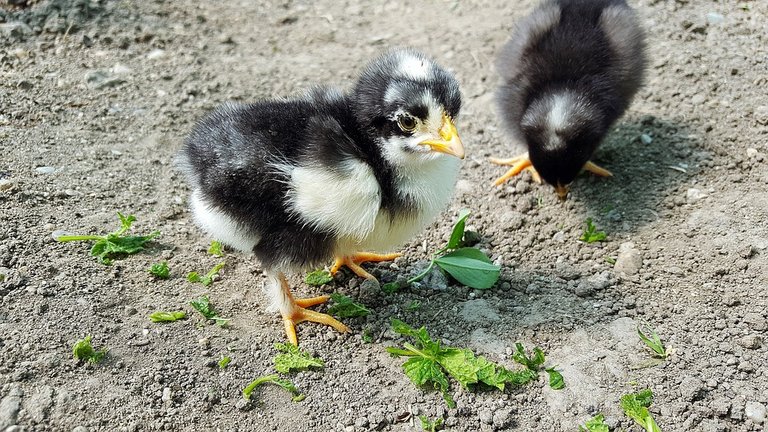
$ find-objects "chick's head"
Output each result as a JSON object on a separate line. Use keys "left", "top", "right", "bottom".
{"left": 352, "top": 48, "right": 464, "bottom": 167}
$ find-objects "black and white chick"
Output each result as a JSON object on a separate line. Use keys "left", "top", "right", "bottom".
{"left": 491, "top": 0, "right": 646, "bottom": 199}
{"left": 178, "top": 48, "right": 463, "bottom": 345}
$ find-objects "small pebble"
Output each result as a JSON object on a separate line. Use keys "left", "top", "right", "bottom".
{"left": 35, "top": 166, "right": 56, "bottom": 175}
{"left": 686, "top": 188, "right": 707, "bottom": 203}
{"left": 705, "top": 12, "right": 724, "bottom": 25}
{"left": 745, "top": 401, "right": 766, "bottom": 424}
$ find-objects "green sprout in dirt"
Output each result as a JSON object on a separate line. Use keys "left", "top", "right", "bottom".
{"left": 407, "top": 210, "right": 501, "bottom": 290}
{"left": 305, "top": 269, "right": 334, "bottom": 286}
{"left": 546, "top": 367, "right": 565, "bottom": 390}
{"left": 190, "top": 295, "right": 229, "bottom": 326}
{"left": 386, "top": 319, "right": 540, "bottom": 408}
{"left": 218, "top": 355, "right": 231, "bottom": 369}
{"left": 54, "top": 212, "right": 160, "bottom": 265}
{"left": 580, "top": 218, "right": 607, "bottom": 243}
{"left": 637, "top": 323, "right": 671, "bottom": 359}
{"left": 362, "top": 328, "right": 374, "bottom": 344}
{"left": 242, "top": 374, "right": 305, "bottom": 403}
{"left": 407, "top": 300, "right": 422, "bottom": 311}
{"left": 148, "top": 261, "right": 170, "bottom": 279}
{"left": 327, "top": 293, "right": 370, "bottom": 318}
{"left": 187, "top": 262, "right": 225, "bottom": 286}
{"left": 420, "top": 415, "right": 444, "bottom": 432}
{"left": 72, "top": 335, "right": 107, "bottom": 364}
{"left": 579, "top": 414, "right": 610, "bottom": 432}
{"left": 273, "top": 343, "right": 324, "bottom": 373}
{"left": 149, "top": 311, "right": 186, "bottom": 323}
{"left": 208, "top": 240, "right": 224, "bottom": 257}
{"left": 621, "top": 389, "right": 662, "bottom": 432}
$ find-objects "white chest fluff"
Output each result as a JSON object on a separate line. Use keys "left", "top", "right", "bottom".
{"left": 283, "top": 155, "right": 461, "bottom": 254}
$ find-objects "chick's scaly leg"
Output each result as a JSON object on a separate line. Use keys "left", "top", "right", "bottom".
{"left": 583, "top": 161, "right": 613, "bottom": 177}
{"left": 272, "top": 272, "right": 349, "bottom": 345}
{"left": 330, "top": 252, "right": 402, "bottom": 280}
{"left": 489, "top": 152, "right": 542, "bottom": 186}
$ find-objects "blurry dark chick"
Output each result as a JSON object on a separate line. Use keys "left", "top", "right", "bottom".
{"left": 178, "top": 48, "right": 464, "bottom": 345}
{"left": 491, "top": 0, "right": 646, "bottom": 198}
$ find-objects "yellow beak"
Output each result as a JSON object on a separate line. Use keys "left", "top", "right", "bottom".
{"left": 555, "top": 183, "right": 569, "bottom": 201}
{"left": 419, "top": 114, "right": 465, "bottom": 159}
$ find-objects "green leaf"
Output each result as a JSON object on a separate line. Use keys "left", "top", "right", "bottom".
{"left": 218, "top": 356, "right": 231, "bottom": 369}
{"left": 580, "top": 218, "right": 607, "bottom": 243}
{"left": 55, "top": 212, "right": 159, "bottom": 265}
{"left": 407, "top": 300, "right": 422, "bottom": 311}
{"left": 273, "top": 343, "right": 324, "bottom": 373}
{"left": 190, "top": 295, "right": 229, "bottom": 326}
{"left": 419, "top": 415, "right": 444, "bottom": 432}
{"left": 436, "top": 348, "right": 480, "bottom": 388}
{"left": 621, "top": 389, "right": 662, "bottom": 432}
{"left": 242, "top": 374, "right": 304, "bottom": 402}
{"left": 512, "top": 343, "right": 545, "bottom": 371}
{"left": 72, "top": 335, "right": 107, "bottom": 364}
{"left": 579, "top": 414, "right": 610, "bottom": 432}
{"left": 148, "top": 261, "right": 170, "bottom": 279}
{"left": 434, "top": 247, "right": 500, "bottom": 289}
{"left": 382, "top": 281, "right": 403, "bottom": 294}
{"left": 188, "top": 262, "right": 226, "bottom": 286}
{"left": 361, "top": 329, "right": 373, "bottom": 344}
{"left": 149, "top": 311, "right": 186, "bottom": 323}
{"left": 637, "top": 323, "right": 667, "bottom": 359}
{"left": 327, "top": 293, "right": 370, "bottom": 318}
{"left": 305, "top": 269, "right": 334, "bottom": 286}
{"left": 446, "top": 209, "right": 471, "bottom": 250}
{"left": 546, "top": 367, "right": 565, "bottom": 390}
{"left": 208, "top": 240, "right": 224, "bottom": 257}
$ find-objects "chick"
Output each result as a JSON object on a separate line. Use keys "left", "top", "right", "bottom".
{"left": 178, "top": 48, "right": 464, "bottom": 345}
{"left": 491, "top": 0, "right": 646, "bottom": 198}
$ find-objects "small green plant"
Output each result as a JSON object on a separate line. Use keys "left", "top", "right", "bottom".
{"left": 621, "top": 389, "right": 661, "bottom": 432}
{"left": 407, "top": 300, "right": 422, "bottom": 311}
{"left": 55, "top": 212, "right": 160, "bottom": 264}
{"left": 409, "top": 210, "right": 500, "bottom": 290}
{"left": 546, "top": 367, "right": 565, "bottom": 390}
{"left": 327, "top": 293, "right": 370, "bottom": 318}
{"left": 148, "top": 261, "right": 170, "bottom": 279}
{"left": 305, "top": 269, "right": 334, "bottom": 286}
{"left": 273, "top": 343, "right": 324, "bottom": 373}
{"left": 208, "top": 240, "right": 224, "bottom": 257}
{"left": 187, "top": 262, "right": 225, "bottom": 286}
{"left": 218, "top": 356, "right": 231, "bottom": 369}
{"left": 72, "top": 335, "right": 107, "bottom": 364}
{"left": 579, "top": 414, "right": 610, "bottom": 432}
{"left": 580, "top": 218, "right": 607, "bottom": 243}
{"left": 386, "top": 319, "right": 539, "bottom": 407}
{"left": 637, "top": 323, "right": 670, "bottom": 359}
{"left": 149, "top": 311, "right": 186, "bottom": 323}
{"left": 242, "top": 374, "right": 305, "bottom": 402}
{"left": 361, "top": 329, "right": 374, "bottom": 343}
{"left": 381, "top": 280, "right": 403, "bottom": 294}
{"left": 419, "top": 415, "right": 444, "bottom": 432}
{"left": 190, "top": 295, "right": 229, "bottom": 326}
{"left": 604, "top": 256, "right": 616, "bottom": 265}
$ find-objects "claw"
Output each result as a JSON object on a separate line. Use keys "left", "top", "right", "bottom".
{"left": 330, "top": 252, "right": 402, "bottom": 280}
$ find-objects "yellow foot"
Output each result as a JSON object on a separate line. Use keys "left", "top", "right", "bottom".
{"left": 489, "top": 152, "right": 542, "bottom": 186}
{"left": 330, "top": 252, "right": 402, "bottom": 280}
{"left": 583, "top": 161, "right": 613, "bottom": 177}
{"left": 274, "top": 274, "right": 349, "bottom": 346}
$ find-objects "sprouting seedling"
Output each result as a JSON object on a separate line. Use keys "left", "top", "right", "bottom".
{"left": 218, "top": 356, "right": 231, "bottom": 369}
{"left": 149, "top": 311, "right": 186, "bottom": 323}
{"left": 420, "top": 416, "right": 444, "bottom": 432}
{"left": 190, "top": 295, "right": 229, "bottom": 326}
{"left": 361, "top": 328, "right": 373, "bottom": 343}
{"left": 304, "top": 269, "right": 334, "bottom": 286}
{"left": 407, "top": 210, "right": 500, "bottom": 290}
{"left": 273, "top": 343, "right": 324, "bottom": 373}
{"left": 579, "top": 414, "right": 610, "bottom": 432}
{"left": 187, "top": 262, "right": 225, "bottom": 286}
{"left": 386, "top": 319, "right": 539, "bottom": 408}
{"left": 54, "top": 212, "right": 160, "bottom": 264}
{"left": 621, "top": 389, "right": 662, "bottom": 432}
{"left": 208, "top": 240, "right": 224, "bottom": 257}
{"left": 637, "top": 323, "right": 670, "bottom": 359}
{"left": 327, "top": 293, "right": 370, "bottom": 318}
{"left": 407, "top": 300, "right": 422, "bottom": 311}
{"left": 72, "top": 335, "right": 107, "bottom": 364}
{"left": 149, "top": 261, "right": 170, "bottom": 279}
{"left": 242, "top": 374, "right": 305, "bottom": 403}
{"left": 580, "top": 218, "right": 607, "bottom": 243}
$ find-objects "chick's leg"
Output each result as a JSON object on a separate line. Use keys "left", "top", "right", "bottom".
{"left": 489, "top": 152, "right": 542, "bottom": 186}
{"left": 330, "top": 252, "right": 402, "bottom": 280}
{"left": 269, "top": 272, "right": 349, "bottom": 345}
{"left": 583, "top": 161, "right": 613, "bottom": 177}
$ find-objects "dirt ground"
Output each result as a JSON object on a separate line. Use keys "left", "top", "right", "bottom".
{"left": 1, "top": 0, "right": 767, "bottom": 431}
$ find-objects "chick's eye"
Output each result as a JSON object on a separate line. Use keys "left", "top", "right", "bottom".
{"left": 397, "top": 115, "right": 417, "bottom": 132}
